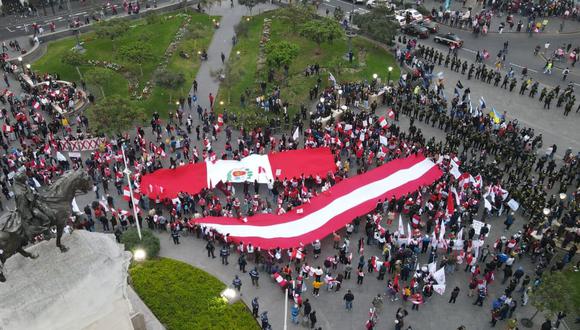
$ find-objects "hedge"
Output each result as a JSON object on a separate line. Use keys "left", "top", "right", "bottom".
{"left": 121, "top": 228, "right": 161, "bottom": 259}
{"left": 130, "top": 258, "right": 259, "bottom": 330}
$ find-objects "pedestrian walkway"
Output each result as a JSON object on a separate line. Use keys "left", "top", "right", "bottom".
{"left": 189, "top": 1, "right": 276, "bottom": 111}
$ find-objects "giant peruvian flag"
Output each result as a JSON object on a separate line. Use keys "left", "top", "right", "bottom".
{"left": 140, "top": 148, "right": 336, "bottom": 199}
{"left": 196, "top": 154, "right": 442, "bottom": 249}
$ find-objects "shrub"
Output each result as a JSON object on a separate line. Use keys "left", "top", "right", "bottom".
{"left": 155, "top": 70, "right": 186, "bottom": 88}
{"left": 95, "top": 19, "right": 129, "bottom": 40}
{"left": 130, "top": 258, "right": 259, "bottom": 330}
{"left": 61, "top": 50, "right": 86, "bottom": 66}
{"left": 121, "top": 228, "right": 160, "bottom": 259}
{"left": 416, "top": 5, "right": 430, "bottom": 16}
{"left": 353, "top": 7, "right": 398, "bottom": 46}
{"left": 265, "top": 40, "right": 299, "bottom": 67}
{"left": 234, "top": 19, "right": 251, "bottom": 38}
{"left": 237, "top": 111, "right": 270, "bottom": 130}
{"left": 117, "top": 43, "right": 155, "bottom": 64}
{"left": 144, "top": 12, "right": 161, "bottom": 25}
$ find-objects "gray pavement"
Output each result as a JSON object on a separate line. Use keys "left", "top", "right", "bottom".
{"left": 188, "top": 1, "right": 278, "bottom": 112}
{"left": 0, "top": 2, "right": 577, "bottom": 330}
{"left": 318, "top": 0, "right": 580, "bottom": 88}
{"left": 0, "top": 0, "right": 180, "bottom": 38}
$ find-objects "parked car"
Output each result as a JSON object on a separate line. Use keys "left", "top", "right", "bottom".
{"left": 366, "top": 0, "right": 396, "bottom": 9}
{"left": 352, "top": 0, "right": 365, "bottom": 4}
{"left": 402, "top": 23, "right": 429, "bottom": 38}
{"left": 404, "top": 9, "right": 423, "bottom": 21}
{"left": 395, "top": 9, "right": 423, "bottom": 21}
{"left": 433, "top": 32, "right": 463, "bottom": 47}
{"left": 392, "top": 15, "right": 407, "bottom": 27}
{"left": 418, "top": 19, "right": 439, "bottom": 32}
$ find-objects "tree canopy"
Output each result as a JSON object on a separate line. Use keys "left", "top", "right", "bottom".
{"left": 94, "top": 19, "right": 129, "bottom": 40}
{"left": 265, "top": 41, "right": 300, "bottom": 67}
{"left": 299, "top": 18, "right": 343, "bottom": 48}
{"left": 238, "top": 0, "right": 268, "bottom": 14}
{"left": 352, "top": 7, "right": 397, "bottom": 46}
{"left": 530, "top": 271, "right": 576, "bottom": 319}
{"left": 86, "top": 95, "right": 146, "bottom": 136}
{"left": 84, "top": 67, "right": 115, "bottom": 98}
{"left": 279, "top": 4, "right": 317, "bottom": 29}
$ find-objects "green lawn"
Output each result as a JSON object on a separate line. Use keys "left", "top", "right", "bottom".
{"left": 33, "top": 11, "right": 216, "bottom": 118}
{"left": 130, "top": 258, "right": 259, "bottom": 330}
{"left": 218, "top": 8, "right": 400, "bottom": 127}
{"left": 567, "top": 270, "right": 580, "bottom": 315}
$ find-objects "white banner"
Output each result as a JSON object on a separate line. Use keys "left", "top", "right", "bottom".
{"left": 507, "top": 199, "right": 519, "bottom": 211}
{"left": 433, "top": 284, "right": 446, "bottom": 295}
{"left": 433, "top": 267, "right": 446, "bottom": 284}
{"left": 206, "top": 154, "right": 273, "bottom": 187}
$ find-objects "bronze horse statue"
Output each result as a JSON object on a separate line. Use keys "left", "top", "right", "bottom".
{"left": 0, "top": 169, "right": 92, "bottom": 282}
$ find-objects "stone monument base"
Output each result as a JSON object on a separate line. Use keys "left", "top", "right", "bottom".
{"left": 0, "top": 231, "right": 134, "bottom": 330}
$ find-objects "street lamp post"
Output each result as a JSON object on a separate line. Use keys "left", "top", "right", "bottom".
{"left": 17, "top": 57, "right": 23, "bottom": 72}
{"left": 338, "top": 89, "right": 343, "bottom": 108}
{"left": 25, "top": 64, "right": 31, "bottom": 74}
{"left": 388, "top": 66, "right": 393, "bottom": 83}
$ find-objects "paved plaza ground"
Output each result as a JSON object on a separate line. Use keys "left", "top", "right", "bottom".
{"left": 1, "top": 1, "right": 579, "bottom": 329}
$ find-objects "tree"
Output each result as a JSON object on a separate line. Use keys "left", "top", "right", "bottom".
{"left": 522, "top": 271, "right": 575, "bottom": 328}
{"left": 94, "top": 19, "right": 129, "bottom": 51}
{"left": 238, "top": 0, "right": 268, "bottom": 15}
{"left": 280, "top": 4, "right": 316, "bottom": 30}
{"left": 265, "top": 41, "right": 300, "bottom": 68}
{"left": 85, "top": 95, "right": 146, "bottom": 136}
{"left": 299, "top": 18, "right": 343, "bottom": 54}
{"left": 94, "top": 19, "right": 129, "bottom": 40}
{"left": 352, "top": 7, "right": 397, "bottom": 46}
{"left": 85, "top": 67, "right": 115, "bottom": 98}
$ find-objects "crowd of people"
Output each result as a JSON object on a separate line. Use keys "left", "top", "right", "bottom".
{"left": 431, "top": 0, "right": 579, "bottom": 35}
{"left": 0, "top": 7, "right": 579, "bottom": 330}
{"left": 394, "top": 36, "right": 579, "bottom": 116}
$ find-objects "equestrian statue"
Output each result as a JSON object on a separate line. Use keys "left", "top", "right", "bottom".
{"left": 0, "top": 169, "right": 92, "bottom": 282}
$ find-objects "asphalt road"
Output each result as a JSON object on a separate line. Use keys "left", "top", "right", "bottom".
{"left": 318, "top": 0, "right": 580, "bottom": 88}
{"left": 0, "top": 0, "right": 175, "bottom": 39}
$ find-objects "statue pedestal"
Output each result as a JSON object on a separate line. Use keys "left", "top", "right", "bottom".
{"left": 0, "top": 231, "right": 134, "bottom": 330}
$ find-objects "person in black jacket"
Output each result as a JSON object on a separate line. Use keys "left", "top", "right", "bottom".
{"left": 309, "top": 311, "right": 317, "bottom": 329}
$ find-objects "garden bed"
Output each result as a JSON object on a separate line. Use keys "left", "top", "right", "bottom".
{"left": 217, "top": 7, "right": 400, "bottom": 129}
{"left": 33, "top": 11, "right": 216, "bottom": 118}
{"left": 130, "top": 258, "right": 259, "bottom": 330}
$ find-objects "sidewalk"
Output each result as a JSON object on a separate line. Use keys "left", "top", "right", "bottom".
{"left": 420, "top": 0, "right": 580, "bottom": 35}
{"left": 189, "top": 2, "right": 277, "bottom": 111}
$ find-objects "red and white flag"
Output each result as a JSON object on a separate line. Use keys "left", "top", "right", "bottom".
{"left": 196, "top": 155, "right": 441, "bottom": 249}
{"left": 446, "top": 190, "right": 455, "bottom": 216}
{"left": 140, "top": 148, "right": 336, "bottom": 199}
{"left": 378, "top": 116, "right": 388, "bottom": 128}
{"left": 123, "top": 186, "right": 141, "bottom": 201}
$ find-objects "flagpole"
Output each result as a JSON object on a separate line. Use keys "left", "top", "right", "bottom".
{"left": 121, "top": 143, "right": 142, "bottom": 241}
{"left": 283, "top": 287, "right": 288, "bottom": 330}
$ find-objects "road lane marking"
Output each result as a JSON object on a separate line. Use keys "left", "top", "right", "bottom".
{"left": 508, "top": 63, "right": 538, "bottom": 73}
